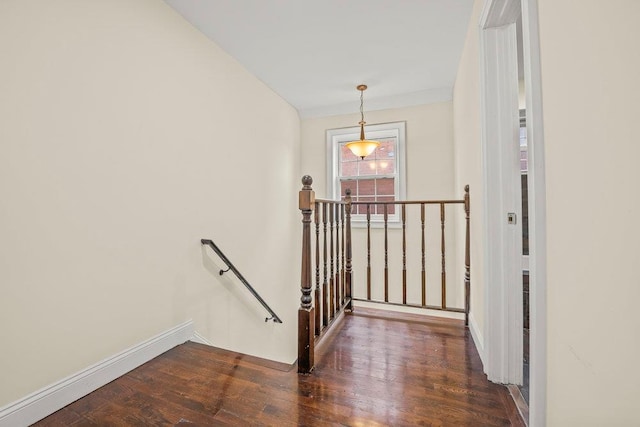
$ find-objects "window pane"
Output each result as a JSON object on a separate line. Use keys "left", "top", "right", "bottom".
{"left": 519, "top": 126, "right": 528, "bottom": 172}
{"left": 358, "top": 159, "right": 377, "bottom": 176}
{"left": 376, "top": 159, "right": 395, "bottom": 174}
{"left": 341, "top": 160, "right": 358, "bottom": 177}
{"left": 340, "top": 176, "right": 396, "bottom": 215}
{"left": 376, "top": 178, "right": 394, "bottom": 196}
{"left": 520, "top": 148, "right": 528, "bottom": 172}
{"left": 356, "top": 178, "right": 376, "bottom": 196}
{"left": 377, "top": 138, "right": 396, "bottom": 161}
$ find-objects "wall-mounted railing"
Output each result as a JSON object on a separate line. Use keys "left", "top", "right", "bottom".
{"left": 201, "top": 238, "right": 282, "bottom": 323}
{"left": 297, "top": 175, "right": 470, "bottom": 374}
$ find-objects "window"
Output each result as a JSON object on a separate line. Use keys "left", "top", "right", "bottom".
{"left": 519, "top": 109, "right": 528, "bottom": 173}
{"left": 520, "top": 109, "right": 529, "bottom": 257}
{"left": 326, "top": 121, "right": 406, "bottom": 224}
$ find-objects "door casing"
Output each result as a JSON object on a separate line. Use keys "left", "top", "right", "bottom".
{"left": 479, "top": 0, "right": 547, "bottom": 425}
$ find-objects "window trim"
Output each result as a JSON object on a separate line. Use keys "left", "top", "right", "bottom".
{"left": 326, "top": 121, "right": 407, "bottom": 225}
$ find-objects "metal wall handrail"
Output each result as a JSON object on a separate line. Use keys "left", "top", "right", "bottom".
{"left": 201, "top": 239, "right": 282, "bottom": 323}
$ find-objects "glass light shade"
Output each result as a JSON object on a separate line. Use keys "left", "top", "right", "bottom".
{"left": 345, "top": 139, "right": 380, "bottom": 159}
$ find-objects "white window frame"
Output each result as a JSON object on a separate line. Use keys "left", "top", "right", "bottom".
{"left": 326, "top": 121, "right": 406, "bottom": 226}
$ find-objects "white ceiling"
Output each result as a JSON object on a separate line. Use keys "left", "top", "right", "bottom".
{"left": 163, "top": 0, "right": 474, "bottom": 118}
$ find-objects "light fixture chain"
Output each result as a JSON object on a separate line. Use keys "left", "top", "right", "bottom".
{"left": 360, "top": 89, "right": 364, "bottom": 123}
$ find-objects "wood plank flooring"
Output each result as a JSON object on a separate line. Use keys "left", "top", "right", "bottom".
{"left": 35, "top": 308, "right": 524, "bottom": 426}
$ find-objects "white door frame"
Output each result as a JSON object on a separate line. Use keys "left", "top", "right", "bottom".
{"left": 480, "top": 0, "right": 523, "bottom": 385}
{"left": 480, "top": 0, "right": 547, "bottom": 425}
{"left": 521, "top": 1, "right": 547, "bottom": 425}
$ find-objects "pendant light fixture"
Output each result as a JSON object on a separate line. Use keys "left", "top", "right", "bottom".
{"left": 345, "top": 84, "right": 380, "bottom": 159}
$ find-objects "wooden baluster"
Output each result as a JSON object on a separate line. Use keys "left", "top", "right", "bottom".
{"left": 440, "top": 203, "right": 446, "bottom": 310}
{"left": 464, "top": 185, "right": 471, "bottom": 327}
{"left": 322, "top": 203, "right": 328, "bottom": 329}
{"left": 330, "top": 203, "right": 335, "bottom": 319}
{"left": 421, "top": 203, "right": 426, "bottom": 307}
{"left": 366, "top": 203, "right": 371, "bottom": 301}
{"left": 298, "top": 176, "right": 315, "bottom": 373}
{"left": 384, "top": 203, "right": 389, "bottom": 303}
{"left": 402, "top": 204, "right": 407, "bottom": 305}
{"left": 314, "top": 201, "right": 320, "bottom": 337}
{"left": 345, "top": 189, "right": 352, "bottom": 311}
{"left": 335, "top": 203, "right": 340, "bottom": 311}
{"left": 341, "top": 203, "right": 345, "bottom": 307}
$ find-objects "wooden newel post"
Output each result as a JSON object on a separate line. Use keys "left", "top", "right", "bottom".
{"left": 464, "top": 185, "right": 471, "bottom": 327}
{"left": 298, "top": 175, "right": 315, "bottom": 373}
{"left": 345, "top": 189, "right": 353, "bottom": 311}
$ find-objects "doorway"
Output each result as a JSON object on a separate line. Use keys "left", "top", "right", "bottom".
{"left": 479, "top": 0, "right": 547, "bottom": 425}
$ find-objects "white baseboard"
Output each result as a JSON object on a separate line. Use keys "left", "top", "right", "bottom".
{"left": 190, "top": 331, "right": 212, "bottom": 346}
{"left": 353, "top": 300, "right": 465, "bottom": 321}
{"left": 0, "top": 320, "right": 195, "bottom": 427}
{"left": 468, "top": 313, "right": 486, "bottom": 367}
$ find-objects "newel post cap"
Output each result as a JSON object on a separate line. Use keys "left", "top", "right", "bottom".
{"left": 299, "top": 175, "right": 315, "bottom": 210}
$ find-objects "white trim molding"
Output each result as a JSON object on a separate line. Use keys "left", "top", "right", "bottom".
{"left": 521, "top": 0, "right": 548, "bottom": 424}
{"left": 354, "top": 300, "right": 465, "bottom": 321}
{"left": 480, "top": 0, "right": 524, "bottom": 386}
{"left": 0, "top": 321, "right": 195, "bottom": 427}
{"left": 191, "top": 331, "right": 213, "bottom": 346}
{"left": 468, "top": 313, "right": 486, "bottom": 366}
{"left": 480, "top": 0, "right": 522, "bottom": 29}
{"left": 480, "top": 0, "right": 548, "bottom": 425}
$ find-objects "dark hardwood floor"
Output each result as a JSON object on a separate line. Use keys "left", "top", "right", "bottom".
{"left": 35, "top": 308, "right": 524, "bottom": 426}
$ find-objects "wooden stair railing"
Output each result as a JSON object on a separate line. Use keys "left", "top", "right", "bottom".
{"left": 297, "top": 175, "right": 470, "bottom": 374}
{"left": 349, "top": 185, "right": 471, "bottom": 325}
{"left": 298, "top": 176, "right": 352, "bottom": 373}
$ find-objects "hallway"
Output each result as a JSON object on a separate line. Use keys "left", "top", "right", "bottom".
{"left": 36, "top": 308, "right": 523, "bottom": 426}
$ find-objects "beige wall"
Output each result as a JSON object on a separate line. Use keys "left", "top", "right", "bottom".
{"left": 454, "top": 0, "right": 640, "bottom": 424}
{"left": 301, "top": 103, "right": 466, "bottom": 316}
{"left": 0, "top": 0, "right": 300, "bottom": 406}
{"left": 301, "top": 103, "right": 457, "bottom": 199}
{"left": 453, "top": 0, "right": 485, "bottom": 341}
{"left": 538, "top": 0, "right": 640, "bottom": 424}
